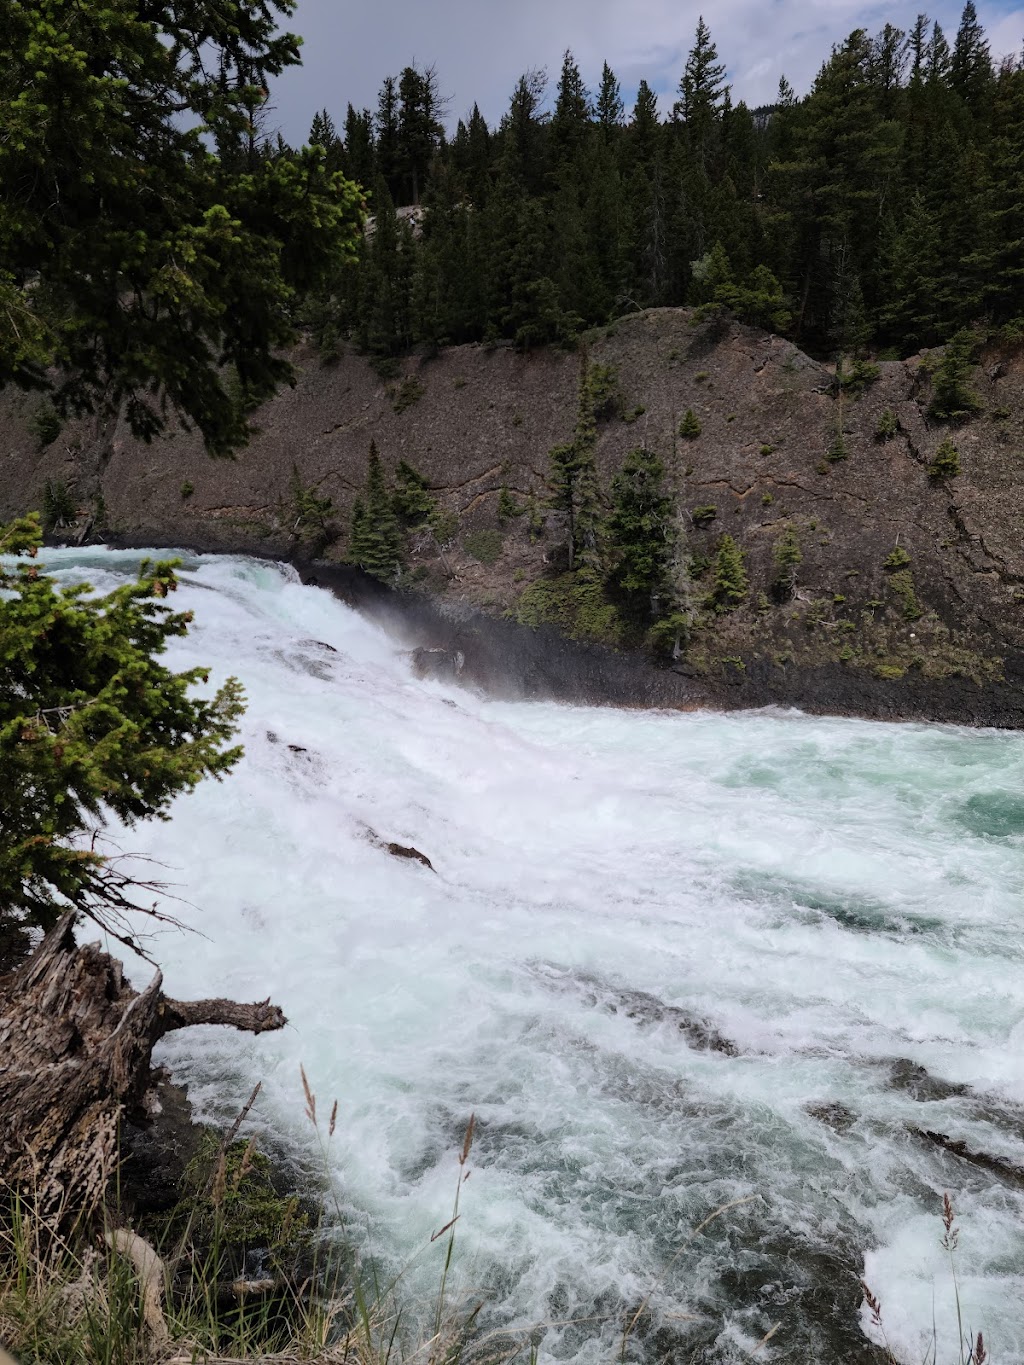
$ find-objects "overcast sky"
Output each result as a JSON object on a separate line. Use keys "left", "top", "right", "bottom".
{"left": 270, "top": 0, "right": 1024, "bottom": 142}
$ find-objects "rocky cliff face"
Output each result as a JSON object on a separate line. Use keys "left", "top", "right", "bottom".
{"left": 4, "top": 308, "right": 1024, "bottom": 724}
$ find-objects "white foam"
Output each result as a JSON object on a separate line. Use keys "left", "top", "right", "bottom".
{"left": 44, "top": 549, "right": 1024, "bottom": 1364}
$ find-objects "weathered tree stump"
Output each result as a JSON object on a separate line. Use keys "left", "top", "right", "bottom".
{"left": 0, "top": 911, "right": 286, "bottom": 1226}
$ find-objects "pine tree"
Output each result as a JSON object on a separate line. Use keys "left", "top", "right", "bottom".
{"left": 771, "top": 525, "right": 802, "bottom": 600}
{"left": 375, "top": 76, "right": 402, "bottom": 199}
{"left": 343, "top": 105, "right": 376, "bottom": 188}
{"left": 689, "top": 239, "right": 733, "bottom": 307}
{"left": 392, "top": 459, "right": 436, "bottom": 526}
{"left": 966, "top": 61, "right": 1024, "bottom": 322}
{"left": 606, "top": 446, "right": 672, "bottom": 607}
{"left": 676, "top": 17, "right": 728, "bottom": 169}
{"left": 679, "top": 409, "right": 702, "bottom": 439}
{"left": 349, "top": 442, "right": 404, "bottom": 580}
{"left": 879, "top": 194, "right": 946, "bottom": 349}
{"left": 710, "top": 533, "right": 748, "bottom": 610}
{"left": 502, "top": 70, "right": 549, "bottom": 193}
{"left": 596, "top": 62, "right": 624, "bottom": 141}
{"left": 308, "top": 110, "right": 346, "bottom": 174}
{"left": 928, "top": 329, "right": 981, "bottom": 421}
{"left": 398, "top": 64, "right": 444, "bottom": 205}
{"left": 551, "top": 50, "right": 593, "bottom": 163}
{"left": 0, "top": 516, "right": 245, "bottom": 934}
{"left": 549, "top": 357, "right": 605, "bottom": 572}
{"left": 869, "top": 23, "right": 909, "bottom": 117}
{"left": 929, "top": 435, "right": 962, "bottom": 478}
{"left": 950, "top": 2, "right": 993, "bottom": 118}
{"left": 630, "top": 80, "right": 662, "bottom": 168}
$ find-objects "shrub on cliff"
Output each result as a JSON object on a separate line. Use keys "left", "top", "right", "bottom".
{"left": 709, "top": 534, "right": 749, "bottom": 611}
{"left": 0, "top": 515, "right": 244, "bottom": 939}
{"left": 929, "top": 436, "right": 962, "bottom": 480}
{"left": 349, "top": 442, "right": 405, "bottom": 581}
{"left": 928, "top": 331, "right": 982, "bottom": 423}
{"left": 606, "top": 447, "right": 672, "bottom": 609}
{"left": 772, "top": 525, "right": 803, "bottom": 601}
{"left": 392, "top": 459, "right": 436, "bottom": 528}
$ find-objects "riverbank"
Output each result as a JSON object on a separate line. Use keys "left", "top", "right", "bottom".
{"left": 81, "top": 533, "right": 1024, "bottom": 728}
{"left": 7, "top": 311, "right": 1024, "bottom": 728}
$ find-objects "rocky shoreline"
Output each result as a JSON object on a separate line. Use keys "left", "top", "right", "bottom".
{"left": 11, "top": 308, "right": 1024, "bottom": 730}
{"left": 83, "top": 530, "right": 1024, "bottom": 728}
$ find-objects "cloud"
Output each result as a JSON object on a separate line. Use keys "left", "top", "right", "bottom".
{"left": 268, "top": 0, "right": 1024, "bottom": 144}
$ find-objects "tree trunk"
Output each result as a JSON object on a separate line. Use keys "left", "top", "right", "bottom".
{"left": 0, "top": 911, "right": 286, "bottom": 1228}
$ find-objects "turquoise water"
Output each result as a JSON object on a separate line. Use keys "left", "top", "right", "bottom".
{"left": 44, "top": 548, "right": 1024, "bottom": 1364}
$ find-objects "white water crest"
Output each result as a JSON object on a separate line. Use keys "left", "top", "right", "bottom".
{"left": 43, "top": 547, "right": 1024, "bottom": 1364}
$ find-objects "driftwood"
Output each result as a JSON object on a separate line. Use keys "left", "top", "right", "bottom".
{"left": 0, "top": 910, "right": 286, "bottom": 1226}
{"left": 105, "top": 1229, "right": 170, "bottom": 1343}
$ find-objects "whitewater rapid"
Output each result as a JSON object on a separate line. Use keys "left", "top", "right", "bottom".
{"left": 45, "top": 548, "right": 1024, "bottom": 1364}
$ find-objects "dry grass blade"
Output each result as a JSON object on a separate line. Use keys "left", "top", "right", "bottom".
{"left": 225, "top": 1081, "right": 262, "bottom": 1145}
{"left": 300, "top": 1064, "right": 317, "bottom": 1127}
{"left": 750, "top": 1320, "right": 782, "bottom": 1354}
{"left": 459, "top": 1114, "right": 475, "bottom": 1167}
{"left": 329, "top": 1099, "right": 338, "bottom": 1138}
{"left": 430, "top": 1215, "right": 460, "bottom": 1244}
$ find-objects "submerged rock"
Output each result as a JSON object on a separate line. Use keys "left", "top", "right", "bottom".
{"left": 886, "top": 1059, "right": 969, "bottom": 1101}
{"left": 805, "top": 1101, "right": 858, "bottom": 1133}
{"left": 361, "top": 823, "right": 435, "bottom": 871}
{"left": 913, "top": 1128, "right": 1024, "bottom": 1189}
{"left": 385, "top": 842, "right": 434, "bottom": 870}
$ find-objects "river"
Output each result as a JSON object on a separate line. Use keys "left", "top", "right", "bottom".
{"left": 46, "top": 548, "right": 1024, "bottom": 1364}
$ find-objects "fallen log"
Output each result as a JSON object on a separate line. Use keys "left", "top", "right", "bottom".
{"left": 0, "top": 910, "right": 286, "bottom": 1227}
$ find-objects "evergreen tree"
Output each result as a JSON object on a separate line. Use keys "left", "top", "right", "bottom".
{"left": 710, "top": 533, "right": 748, "bottom": 610}
{"left": 344, "top": 105, "right": 376, "bottom": 189}
{"left": 1, "top": 0, "right": 362, "bottom": 456}
{"left": 676, "top": 17, "right": 728, "bottom": 168}
{"left": 309, "top": 109, "right": 346, "bottom": 174}
{"left": 630, "top": 80, "right": 662, "bottom": 167}
{"left": 771, "top": 525, "right": 802, "bottom": 600}
{"left": 929, "top": 434, "right": 962, "bottom": 478}
{"left": 928, "top": 329, "right": 981, "bottom": 421}
{"left": 679, "top": 409, "right": 702, "bottom": 439}
{"left": 879, "top": 194, "right": 945, "bottom": 348}
{"left": 502, "top": 70, "right": 549, "bottom": 192}
{"left": 0, "top": 516, "right": 244, "bottom": 935}
{"left": 606, "top": 447, "right": 673, "bottom": 607}
{"left": 361, "top": 179, "right": 412, "bottom": 357}
{"left": 967, "top": 61, "right": 1024, "bottom": 321}
{"left": 551, "top": 50, "right": 593, "bottom": 163}
{"left": 375, "top": 76, "right": 402, "bottom": 198}
{"left": 392, "top": 459, "right": 436, "bottom": 526}
{"left": 349, "top": 442, "right": 404, "bottom": 580}
{"left": 870, "top": 23, "right": 909, "bottom": 115}
{"left": 596, "top": 62, "right": 624, "bottom": 140}
{"left": 398, "top": 64, "right": 445, "bottom": 205}
{"left": 549, "top": 357, "right": 605, "bottom": 572}
{"left": 950, "top": 2, "right": 993, "bottom": 118}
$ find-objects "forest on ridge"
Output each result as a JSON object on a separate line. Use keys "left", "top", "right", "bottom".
{"left": 293, "top": 4, "right": 1024, "bottom": 365}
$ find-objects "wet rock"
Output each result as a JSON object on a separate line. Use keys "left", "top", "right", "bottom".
{"left": 531, "top": 965, "right": 739, "bottom": 1056}
{"left": 806, "top": 1101, "right": 858, "bottom": 1133}
{"left": 298, "top": 638, "right": 338, "bottom": 653}
{"left": 385, "top": 842, "right": 434, "bottom": 870}
{"left": 410, "top": 645, "right": 464, "bottom": 683}
{"left": 887, "top": 1060, "right": 969, "bottom": 1101}
{"left": 913, "top": 1128, "right": 1024, "bottom": 1189}
{"left": 361, "top": 824, "right": 435, "bottom": 871}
